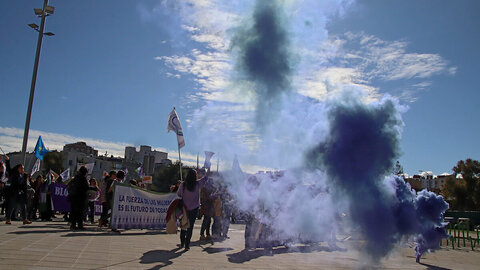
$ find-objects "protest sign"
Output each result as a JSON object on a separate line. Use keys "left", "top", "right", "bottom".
{"left": 50, "top": 183, "right": 70, "bottom": 213}
{"left": 111, "top": 184, "right": 177, "bottom": 230}
{"left": 50, "top": 183, "right": 102, "bottom": 215}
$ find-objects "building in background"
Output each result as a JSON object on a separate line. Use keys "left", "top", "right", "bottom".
{"left": 124, "top": 145, "right": 169, "bottom": 175}
{"left": 63, "top": 142, "right": 98, "bottom": 157}
{"left": 403, "top": 171, "right": 452, "bottom": 194}
{"left": 5, "top": 143, "right": 170, "bottom": 185}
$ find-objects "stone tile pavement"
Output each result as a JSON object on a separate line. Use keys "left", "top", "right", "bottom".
{"left": 0, "top": 218, "right": 479, "bottom": 269}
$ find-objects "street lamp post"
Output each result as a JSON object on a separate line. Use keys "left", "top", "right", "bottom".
{"left": 21, "top": 0, "right": 54, "bottom": 164}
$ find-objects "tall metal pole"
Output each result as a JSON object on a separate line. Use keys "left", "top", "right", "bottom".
{"left": 22, "top": 0, "right": 49, "bottom": 164}
{"left": 178, "top": 146, "right": 183, "bottom": 181}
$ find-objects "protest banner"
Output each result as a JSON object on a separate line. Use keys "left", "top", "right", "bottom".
{"left": 50, "top": 183, "right": 102, "bottom": 215}
{"left": 111, "top": 184, "right": 177, "bottom": 230}
{"left": 50, "top": 183, "right": 70, "bottom": 213}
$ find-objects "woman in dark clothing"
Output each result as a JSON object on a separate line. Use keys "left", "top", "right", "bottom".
{"left": 4, "top": 155, "right": 32, "bottom": 225}
{"left": 177, "top": 168, "right": 209, "bottom": 251}
{"left": 31, "top": 175, "right": 42, "bottom": 220}
{"left": 67, "top": 166, "right": 89, "bottom": 230}
{"left": 38, "top": 175, "right": 52, "bottom": 221}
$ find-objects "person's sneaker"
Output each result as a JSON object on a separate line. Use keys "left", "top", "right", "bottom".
{"left": 206, "top": 235, "right": 212, "bottom": 240}
{"left": 5, "top": 220, "right": 11, "bottom": 225}
{"left": 23, "top": 220, "right": 32, "bottom": 225}
{"left": 184, "top": 246, "right": 190, "bottom": 251}
{"left": 200, "top": 235, "right": 206, "bottom": 241}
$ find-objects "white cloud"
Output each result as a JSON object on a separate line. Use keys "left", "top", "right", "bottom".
{"left": 0, "top": 126, "right": 266, "bottom": 173}
{"left": 298, "top": 32, "right": 456, "bottom": 103}
{"left": 341, "top": 32, "right": 456, "bottom": 81}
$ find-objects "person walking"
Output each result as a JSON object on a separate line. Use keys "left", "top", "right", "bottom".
{"left": 67, "top": 166, "right": 89, "bottom": 230}
{"left": 4, "top": 155, "right": 31, "bottom": 225}
{"left": 177, "top": 168, "right": 209, "bottom": 251}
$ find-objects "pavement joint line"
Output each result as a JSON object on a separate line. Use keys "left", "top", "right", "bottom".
{"left": 0, "top": 227, "right": 20, "bottom": 246}
{"left": 37, "top": 233, "right": 72, "bottom": 264}
{"left": 72, "top": 235, "right": 94, "bottom": 267}
{"left": 20, "top": 233, "right": 50, "bottom": 251}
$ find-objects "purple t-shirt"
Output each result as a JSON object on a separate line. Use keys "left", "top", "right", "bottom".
{"left": 177, "top": 176, "right": 207, "bottom": 211}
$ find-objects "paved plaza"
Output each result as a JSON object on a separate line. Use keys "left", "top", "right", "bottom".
{"left": 0, "top": 219, "right": 479, "bottom": 270}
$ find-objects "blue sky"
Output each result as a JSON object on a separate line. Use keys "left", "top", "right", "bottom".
{"left": 1, "top": 0, "right": 479, "bottom": 175}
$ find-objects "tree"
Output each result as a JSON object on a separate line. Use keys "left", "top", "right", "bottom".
{"left": 441, "top": 159, "right": 480, "bottom": 211}
{"left": 42, "top": 151, "right": 64, "bottom": 175}
{"left": 151, "top": 161, "right": 191, "bottom": 193}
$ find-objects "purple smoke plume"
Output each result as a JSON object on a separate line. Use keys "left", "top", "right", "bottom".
{"left": 191, "top": 0, "right": 449, "bottom": 264}
{"left": 231, "top": 1, "right": 292, "bottom": 127}
{"left": 306, "top": 97, "right": 449, "bottom": 261}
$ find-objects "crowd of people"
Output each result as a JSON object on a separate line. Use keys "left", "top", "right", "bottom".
{"left": 1, "top": 154, "right": 239, "bottom": 253}
{"left": 0, "top": 154, "right": 147, "bottom": 231}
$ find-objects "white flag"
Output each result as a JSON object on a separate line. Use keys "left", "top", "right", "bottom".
{"left": 31, "top": 158, "right": 41, "bottom": 175}
{"left": 204, "top": 151, "right": 215, "bottom": 169}
{"left": 50, "top": 169, "right": 59, "bottom": 179}
{"left": 77, "top": 163, "right": 94, "bottom": 174}
{"left": 167, "top": 108, "right": 185, "bottom": 149}
{"left": 60, "top": 168, "right": 70, "bottom": 182}
{"left": 85, "top": 163, "right": 94, "bottom": 174}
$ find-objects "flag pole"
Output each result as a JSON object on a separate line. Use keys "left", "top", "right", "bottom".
{"left": 178, "top": 145, "right": 183, "bottom": 181}
{"left": 0, "top": 146, "right": 5, "bottom": 155}
{"left": 197, "top": 152, "right": 199, "bottom": 170}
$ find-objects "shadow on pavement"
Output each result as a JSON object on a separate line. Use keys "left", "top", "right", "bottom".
{"left": 140, "top": 247, "right": 184, "bottom": 270}
{"left": 62, "top": 230, "right": 166, "bottom": 237}
{"left": 227, "top": 244, "right": 345, "bottom": 264}
{"left": 419, "top": 263, "right": 452, "bottom": 270}
{"left": 202, "top": 246, "right": 234, "bottom": 254}
{"left": 8, "top": 229, "right": 68, "bottom": 234}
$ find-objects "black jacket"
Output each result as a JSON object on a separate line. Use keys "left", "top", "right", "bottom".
{"left": 67, "top": 174, "right": 89, "bottom": 202}
{"left": 5, "top": 159, "right": 28, "bottom": 195}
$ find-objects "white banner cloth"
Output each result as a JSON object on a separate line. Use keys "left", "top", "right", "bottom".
{"left": 111, "top": 184, "right": 177, "bottom": 230}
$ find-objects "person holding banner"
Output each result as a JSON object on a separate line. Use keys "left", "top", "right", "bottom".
{"left": 177, "top": 167, "right": 210, "bottom": 251}
{"left": 99, "top": 171, "right": 116, "bottom": 227}
{"left": 87, "top": 178, "right": 100, "bottom": 224}
{"left": 4, "top": 155, "right": 32, "bottom": 225}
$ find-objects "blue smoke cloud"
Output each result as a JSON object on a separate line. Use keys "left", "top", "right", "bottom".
{"left": 231, "top": 0, "right": 292, "bottom": 126}
{"left": 307, "top": 96, "right": 449, "bottom": 261}
{"left": 192, "top": 0, "right": 449, "bottom": 264}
